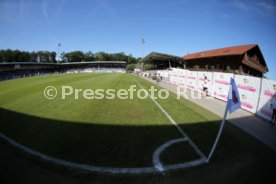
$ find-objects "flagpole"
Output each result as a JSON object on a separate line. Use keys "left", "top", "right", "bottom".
{"left": 207, "top": 103, "right": 229, "bottom": 162}
{"left": 207, "top": 77, "right": 240, "bottom": 162}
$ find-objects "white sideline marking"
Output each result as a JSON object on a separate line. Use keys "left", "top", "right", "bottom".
{"left": 163, "top": 157, "right": 207, "bottom": 171}
{"left": 134, "top": 77, "right": 207, "bottom": 161}
{"left": 0, "top": 76, "right": 208, "bottom": 174}
{"left": 153, "top": 138, "right": 188, "bottom": 171}
{"left": 0, "top": 132, "right": 155, "bottom": 174}
{"left": 0, "top": 132, "right": 207, "bottom": 174}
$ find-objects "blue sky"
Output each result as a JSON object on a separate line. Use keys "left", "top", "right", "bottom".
{"left": 0, "top": 0, "right": 276, "bottom": 79}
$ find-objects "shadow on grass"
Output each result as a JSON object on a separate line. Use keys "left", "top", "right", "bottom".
{"left": 0, "top": 107, "right": 276, "bottom": 183}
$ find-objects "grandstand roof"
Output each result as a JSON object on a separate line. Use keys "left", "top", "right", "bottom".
{"left": 0, "top": 62, "right": 57, "bottom": 65}
{"left": 0, "top": 61, "right": 126, "bottom": 66}
{"left": 184, "top": 44, "right": 257, "bottom": 60}
{"left": 62, "top": 61, "right": 126, "bottom": 65}
{"left": 143, "top": 52, "right": 184, "bottom": 62}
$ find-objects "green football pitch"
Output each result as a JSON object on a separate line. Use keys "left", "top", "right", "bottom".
{"left": 0, "top": 73, "right": 275, "bottom": 177}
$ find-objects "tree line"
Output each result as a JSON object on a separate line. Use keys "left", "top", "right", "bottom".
{"left": 0, "top": 49, "right": 141, "bottom": 64}
{"left": 60, "top": 51, "right": 140, "bottom": 64}
{"left": 0, "top": 50, "right": 56, "bottom": 63}
{"left": 0, "top": 49, "right": 159, "bottom": 70}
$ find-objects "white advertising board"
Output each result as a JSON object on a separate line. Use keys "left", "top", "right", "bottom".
{"left": 168, "top": 70, "right": 174, "bottom": 84}
{"left": 257, "top": 78, "right": 276, "bottom": 120}
{"left": 186, "top": 70, "right": 198, "bottom": 90}
{"left": 213, "top": 72, "right": 234, "bottom": 101}
{"left": 169, "top": 68, "right": 180, "bottom": 85}
{"left": 177, "top": 69, "right": 187, "bottom": 88}
{"left": 234, "top": 75, "right": 261, "bottom": 113}
{"left": 197, "top": 71, "right": 213, "bottom": 94}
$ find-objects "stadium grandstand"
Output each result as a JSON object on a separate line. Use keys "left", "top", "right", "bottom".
{"left": 0, "top": 61, "right": 126, "bottom": 81}
{"left": 143, "top": 44, "right": 268, "bottom": 77}
{"left": 142, "top": 52, "right": 185, "bottom": 69}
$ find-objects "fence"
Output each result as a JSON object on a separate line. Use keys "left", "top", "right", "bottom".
{"left": 156, "top": 68, "right": 276, "bottom": 121}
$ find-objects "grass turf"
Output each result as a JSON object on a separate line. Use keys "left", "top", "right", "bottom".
{"left": 0, "top": 73, "right": 275, "bottom": 182}
{"left": 1, "top": 73, "right": 214, "bottom": 167}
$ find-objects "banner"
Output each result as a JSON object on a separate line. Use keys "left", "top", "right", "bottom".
{"left": 165, "top": 68, "right": 276, "bottom": 120}
{"left": 257, "top": 78, "right": 276, "bottom": 120}
{"left": 186, "top": 70, "right": 198, "bottom": 90}
{"left": 169, "top": 69, "right": 178, "bottom": 85}
{"left": 168, "top": 70, "right": 173, "bottom": 84}
{"left": 234, "top": 75, "right": 261, "bottom": 113}
{"left": 197, "top": 71, "right": 213, "bottom": 94}
{"left": 213, "top": 72, "right": 234, "bottom": 101}
{"left": 177, "top": 69, "right": 187, "bottom": 88}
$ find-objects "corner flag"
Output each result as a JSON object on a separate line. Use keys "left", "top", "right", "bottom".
{"left": 227, "top": 77, "right": 241, "bottom": 113}
{"left": 207, "top": 77, "right": 241, "bottom": 162}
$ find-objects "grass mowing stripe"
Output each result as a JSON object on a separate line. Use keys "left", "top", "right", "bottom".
{"left": 0, "top": 73, "right": 184, "bottom": 168}
{"left": 0, "top": 73, "right": 170, "bottom": 124}
{"left": 1, "top": 73, "right": 276, "bottom": 179}
{"left": 133, "top": 75, "right": 221, "bottom": 156}
{"left": 135, "top": 76, "right": 220, "bottom": 122}
{"left": 132, "top": 75, "right": 207, "bottom": 161}
{"left": 0, "top": 73, "right": 105, "bottom": 109}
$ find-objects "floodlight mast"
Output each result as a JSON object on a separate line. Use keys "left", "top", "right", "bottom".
{"left": 58, "top": 43, "right": 61, "bottom": 62}
{"left": 141, "top": 38, "right": 145, "bottom": 71}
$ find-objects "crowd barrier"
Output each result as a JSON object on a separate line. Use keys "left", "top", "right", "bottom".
{"left": 155, "top": 68, "right": 276, "bottom": 121}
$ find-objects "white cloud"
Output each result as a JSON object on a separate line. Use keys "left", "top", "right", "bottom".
{"left": 0, "top": 0, "right": 30, "bottom": 24}
{"left": 0, "top": 0, "right": 17, "bottom": 22}
{"left": 19, "top": 0, "right": 29, "bottom": 19}
{"left": 86, "top": 0, "right": 119, "bottom": 21}
{"left": 233, "top": 0, "right": 276, "bottom": 17}
{"left": 41, "top": 0, "right": 66, "bottom": 23}
{"left": 41, "top": 0, "right": 49, "bottom": 22}
{"left": 255, "top": 1, "right": 275, "bottom": 16}
{"left": 233, "top": 0, "right": 249, "bottom": 11}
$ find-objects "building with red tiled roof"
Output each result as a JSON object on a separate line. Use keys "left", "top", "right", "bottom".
{"left": 184, "top": 44, "right": 268, "bottom": 77}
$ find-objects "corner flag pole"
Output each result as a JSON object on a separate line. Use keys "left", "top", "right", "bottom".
{"left": 207, "top": 77, "right": 241, "bottom": 162}
{"left": 207, "top": 103, "right": 228, "bottom": 162}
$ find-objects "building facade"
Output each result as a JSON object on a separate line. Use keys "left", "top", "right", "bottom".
{"left": 184, "top": 44, "right": 268, "bottom": 77}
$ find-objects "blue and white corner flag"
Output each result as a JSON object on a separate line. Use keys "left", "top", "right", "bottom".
{"left": 227, "top": 77, "right": 241, "bottom": 113}
{"left": 208, "top": 77, "right": 241, "bottom": 161}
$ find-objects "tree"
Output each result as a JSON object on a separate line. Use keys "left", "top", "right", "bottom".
{"left": 0, "top": 49, "right": 141, "bottom": 64}
{"left": 65, "top": 51, "right": 84, "bottom": 62}
{"left": 5, "top": 49, "right": 13, "bottom": 62}
{"left": 49, "top": 52, "right": 57, "bottom": 63}
{"left": 29, "top": 52, "right": 37, "bottom": 62}
{"left": 36, "top": 51, "right": 50, "bottom": 63}
{"left": 13, "top": 50, "right": 21, "bottom": 62}
{"left": 126, "top": 64, "right": 137, "bottom": 71}
{"left": 143, "top": 63, "right": 156, "bottom": 70}
{"left": 95, "top": 52, "right": 109, "bottom": 61}
{"left": 20, "top": 51, "right": 31, "bottom": 62}
{"left": 84, "top": 51, "right": 94, "bottom": 61}
{"left": 112, "top": 52, "right": 126, "bottom": 61}
{"left": 126, "top": 54, "right": 137, "bottom": 64}
{"left": 60, "top": 52, "right": 67, "bottom": 62}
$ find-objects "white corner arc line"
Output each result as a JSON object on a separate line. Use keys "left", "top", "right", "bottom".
{"left": 163, "top": 157, "right": 207, "bottom": 171}
{"left": 0, "top": 76, "right": 208, "bottom": 174}
{"left": 0, "top": 132, "right": 155, "bottom": 174}
{"left": 153, "top": 138, "right": 188, "bottom": 171}
{"left": 134, "top": 76, "right": 207, "bottom": 161}
{"left": 0, "top": 132, "right": 207, "bottom": 174}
